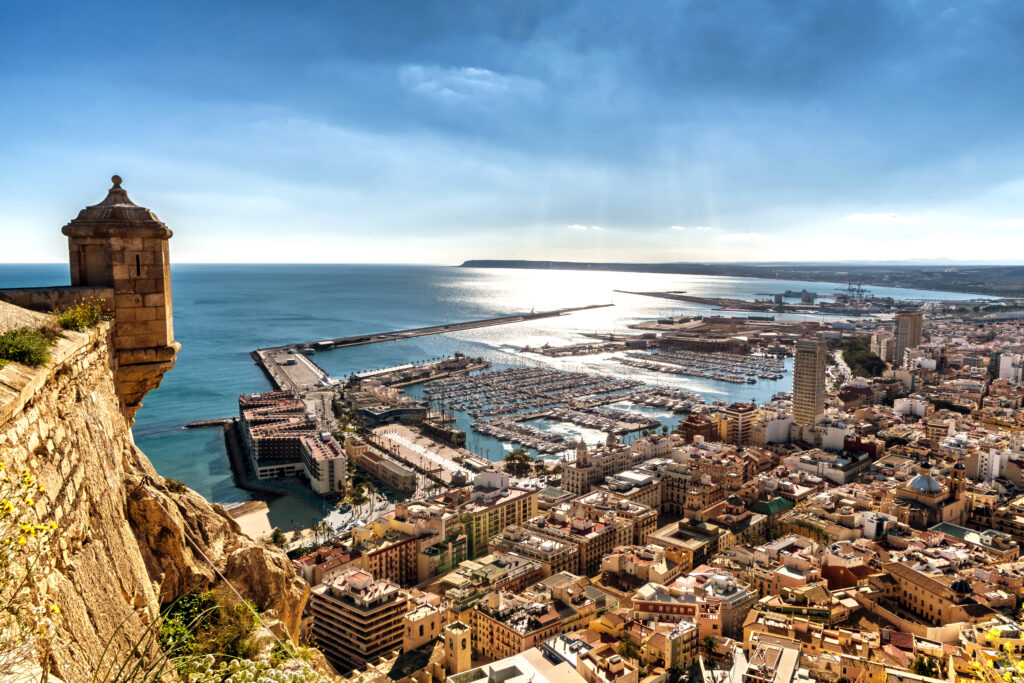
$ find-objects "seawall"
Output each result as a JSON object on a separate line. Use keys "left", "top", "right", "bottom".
{"left": 0, "top": 300, "right": 309, "bottom": 679}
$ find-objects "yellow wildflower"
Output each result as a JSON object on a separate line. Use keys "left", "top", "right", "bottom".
{"left": 17, "top": 536, "right": 26, "bottom": 545}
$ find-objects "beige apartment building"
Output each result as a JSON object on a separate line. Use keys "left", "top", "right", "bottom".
{"left": 430, "top": 471, "right": 538, "bottom": 559}
{"left": 470, "top": 574, "right": 595, "bottom": 662}
{"left": 310, "top": 569, "right": 410, "bottom": 673}
{"left": 488, "top": 526, "right": 580, "bottom": 577}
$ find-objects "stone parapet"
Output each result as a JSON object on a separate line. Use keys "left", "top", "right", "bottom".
{"left": 0, "top": 285, "right": 114, "bottom": 314}
{"left": 0, "top": 289, "right": 177, "bottom": 424}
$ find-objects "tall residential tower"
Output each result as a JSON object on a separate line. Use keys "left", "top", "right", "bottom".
{"left": 894, "top": 311, "right": 923, "bottom": 368}
{"left": 793, "top": 339, "right": 826, "bottom": 426}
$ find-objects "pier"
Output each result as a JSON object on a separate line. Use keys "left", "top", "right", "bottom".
{"left": 183, "top": 418, "right": 235, "bottom": 429}
{"left": 261, "top": 304, "right": 612, "bottom": 354}
{"left": 252, "top": 304, "right": 611, "bottom": 392}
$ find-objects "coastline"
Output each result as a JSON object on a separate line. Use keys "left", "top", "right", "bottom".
{"left": 458, "top": 260, "right": 1016, "bottom": 298}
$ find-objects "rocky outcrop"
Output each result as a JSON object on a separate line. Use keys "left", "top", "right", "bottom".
{"left": 0, "top": 302, "right": 308, "bottom": 680}
{"left": 125, "top": 468, "right": 308, "bottom": 637}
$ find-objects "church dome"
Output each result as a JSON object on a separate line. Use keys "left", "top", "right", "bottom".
{"left": 907, "top": 474, "right": 942, "bottom": 494}
{"left": 950, "top": 578, "right": 971, "bottom": 594}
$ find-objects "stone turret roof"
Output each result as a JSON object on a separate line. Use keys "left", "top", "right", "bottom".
{"left": 62, "top": 175, "right": 172, "bottom": 238}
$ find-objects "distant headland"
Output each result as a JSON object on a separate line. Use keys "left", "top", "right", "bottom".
{"left": 459, "top": 259, "right": 1024, "bottom": 297}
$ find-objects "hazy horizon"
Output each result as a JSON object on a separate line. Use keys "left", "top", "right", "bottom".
{"left": 4, "top": 2, "right": 1024, "bottom": 264}
{"left": 6, "top": 258, "right": 1024, "bottom": 267}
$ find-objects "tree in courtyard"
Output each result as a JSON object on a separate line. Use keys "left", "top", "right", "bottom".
{"left": 910, "top": 655, "right": 939, "bottom": 678}
{"left": 348, "top": 483, "right": 369, "bottom": 507}
{"left": 667, "top": 667, "right": 688, "bottom": 683}
{"left": 616, "top": 634, "right": 640, "bottom": 662}
{"left": 702, "top": 636, "right": 717, "bottom": 658}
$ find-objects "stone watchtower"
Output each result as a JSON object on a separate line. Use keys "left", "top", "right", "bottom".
{"left": 62, "top": 176, "right": 179, "bottom": 424}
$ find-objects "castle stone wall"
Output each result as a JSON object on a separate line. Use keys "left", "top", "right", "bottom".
{"left": 0, "top": 301, "right": 308, "bottom": 679}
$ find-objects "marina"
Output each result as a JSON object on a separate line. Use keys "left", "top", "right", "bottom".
{"left": 423, "top": 367, "right": 644, "bottom": 416}
{"left": 423, "top": 366, "right": 662, "bottom": 454}
{"left": 615, "top": 349, "right": 787, "bottom": 384}
{"left": 614, "top": 387, "right": 705, "bottom": 413}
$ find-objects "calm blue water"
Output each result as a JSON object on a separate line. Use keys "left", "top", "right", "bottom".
{"left": 0, "top": 263, "right": 984, "bottom": 516}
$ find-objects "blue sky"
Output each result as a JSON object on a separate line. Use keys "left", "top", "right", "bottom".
{"left": 2, "top": 1, "right": 1024, "bottom": 263}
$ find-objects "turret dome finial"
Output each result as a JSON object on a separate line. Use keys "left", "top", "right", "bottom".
{"left": 111, "top": 175, "right": 122, "bottom": 188}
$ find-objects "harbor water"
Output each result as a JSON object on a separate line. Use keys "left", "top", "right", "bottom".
{"left": 0, "top": 263, "right": 985, "bottom": 527}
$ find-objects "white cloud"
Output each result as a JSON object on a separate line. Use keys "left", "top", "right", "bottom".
{"left": 670, "top": 225, "right": 712, "bottom": 231}
{"left": 567, "top": 224, "right": 603, "bottom": 231}
{"left": 843, "top": 212, "right": 920, "bottom": 225}
{"left": 992, "top": 218, "right": 1024, "bottom": 228}
{"left": 720, "top": 231, "right": 767, "bottom": 243}
{"left": 399, "top": 65, "right": 543, "bottom": 103}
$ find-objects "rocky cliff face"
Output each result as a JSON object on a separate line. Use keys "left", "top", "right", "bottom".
{"left": 0, "top": 302, "right": 308, "bottom": 680}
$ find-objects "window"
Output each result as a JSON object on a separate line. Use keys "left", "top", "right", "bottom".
{"left": 136, "top": 254, "right": 141, "bottom": 277}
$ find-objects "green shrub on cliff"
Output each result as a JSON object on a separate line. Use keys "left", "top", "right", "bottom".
{"left": 92, "top": 590, "right": 332, "bottom": 682}
{"left": 0, "top": 327, "right": 51, "bottom": 367}
{"left": 162, "top": 477, "right": 188, "bottom": 494}
{"left": 159, "top": 588, "right": 260, "bottom": 663}
{"left": 53, "top": 296, "right": 106, "bottom": 331}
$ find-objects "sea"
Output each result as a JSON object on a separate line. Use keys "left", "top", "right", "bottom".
{"left": 0, "top": 263, "right": 984, "bottom": 529}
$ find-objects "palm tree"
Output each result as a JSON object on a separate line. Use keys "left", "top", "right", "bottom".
{"left": 616, "top": 634, "right": 640, "bottom": 662}
{"left": 315, "top": 520, "right": 333, "bottom": 545}
{"left": 702, "top": 636, "right": 717, "bottom": 658}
